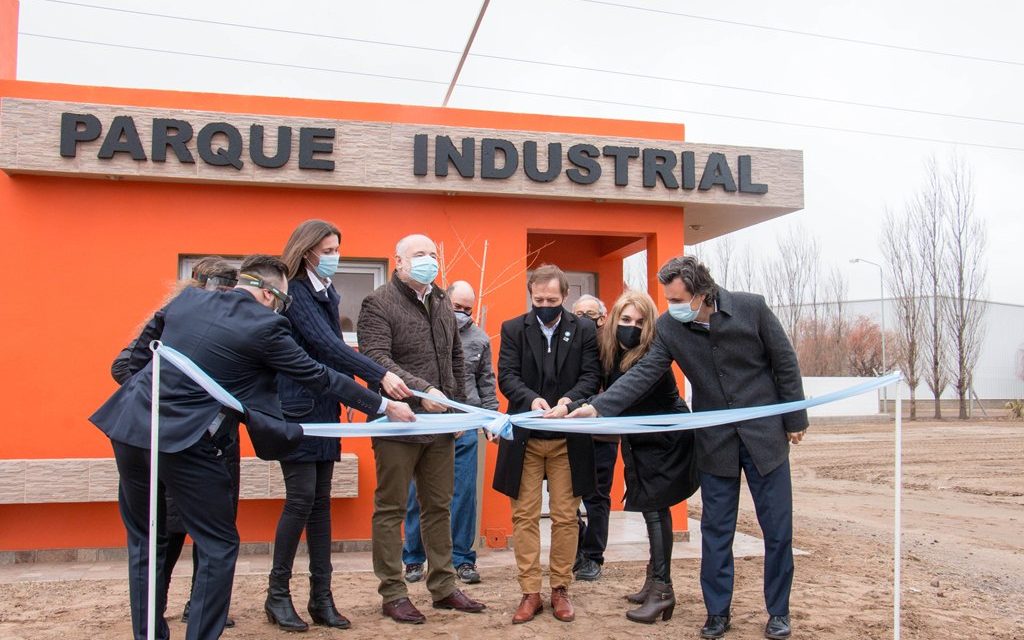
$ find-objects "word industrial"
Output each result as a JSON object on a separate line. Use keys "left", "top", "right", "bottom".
{"left": 414, "top": 134, "right": 769, "bottom": 194}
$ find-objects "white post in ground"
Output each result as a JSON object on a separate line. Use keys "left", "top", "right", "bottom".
{"left": 894, "top": 373, "right": 903, "bottom": 640}
{"left": 147, "top": 341, "right": 162, "bottom": 640}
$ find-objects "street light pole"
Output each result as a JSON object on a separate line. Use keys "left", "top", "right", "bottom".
{"left": 851, "top": 258, "right": 887, "bottom": 412}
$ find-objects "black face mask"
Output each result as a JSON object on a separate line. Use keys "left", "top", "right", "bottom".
{"left": 616, "top": 324, "right": 642, "bottom": 350}
{"left": 533, "top": 305, "right": 562, "bottom": 324}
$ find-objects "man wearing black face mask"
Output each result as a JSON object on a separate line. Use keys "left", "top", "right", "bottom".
{"left": 493, "top": 264, "right": 602, "bottom": 625}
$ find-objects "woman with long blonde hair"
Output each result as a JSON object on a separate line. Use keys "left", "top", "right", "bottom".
{"left": 558, "top": 289, "right": 697, "bottom": 624}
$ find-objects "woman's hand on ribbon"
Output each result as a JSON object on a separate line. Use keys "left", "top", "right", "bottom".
{"left": 566, "top": 403, "right": 599, "bottom": 419}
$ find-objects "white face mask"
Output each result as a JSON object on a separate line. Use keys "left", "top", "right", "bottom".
{"left": 408, "top": 255, "right": 439, "bottom": 284}
{"left": 668, "top": 297, "right": 702, "bottom": 323}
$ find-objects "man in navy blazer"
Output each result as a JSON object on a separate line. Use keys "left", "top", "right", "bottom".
{"left": 567, "top": 256, "right": 807, "bottom": 640}
{"left": 90, "top": 254, "right": 415, "bottom": 640}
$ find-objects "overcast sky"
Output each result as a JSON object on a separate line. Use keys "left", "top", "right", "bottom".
{"left": 14, "top": 0, "right": 1024, "bottom": 303}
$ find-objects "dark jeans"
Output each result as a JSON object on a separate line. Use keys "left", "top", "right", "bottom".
{"left": 699, "top": 442, "right": 794, "bottom": 617}
{"left": 403, "top": 430, "right": 478, "bottom": 567}
{"left": 112, "top": 437, "right": 238, "bottom": 640}
{"left": 577, "top": 439, "right": 618, "bottom": 564}
{"left": 270, "top": 461, "right": 335, "bottom": 585}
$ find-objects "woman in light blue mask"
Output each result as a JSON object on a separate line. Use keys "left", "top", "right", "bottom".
{"left": 266, "top": 220, "right": 413, "bottom": 631}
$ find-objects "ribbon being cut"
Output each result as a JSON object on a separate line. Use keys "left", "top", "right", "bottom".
{"left": 157, "top": 344, "right": 902, "bottom": 439}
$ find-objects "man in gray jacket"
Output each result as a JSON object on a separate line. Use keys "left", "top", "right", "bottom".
{"left": 565, "top": 256, "right": 807, "bottom": 640}
{"left": 403, "top": 281, "right": 498, "bottom": 585}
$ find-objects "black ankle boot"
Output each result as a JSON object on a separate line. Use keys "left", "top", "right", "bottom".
{"left": 307, "top": 577, "right": 351, "bottom": 629}
{"left": 626, "top": 562, "right": 654, "bottom": 604}
{"left": 264, "top": 576, "right": 309, "bottom": 632}
{"left": 626, "top": 580, "right": 675, "bottom": 624}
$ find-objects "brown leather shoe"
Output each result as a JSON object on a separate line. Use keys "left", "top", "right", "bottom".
{"left": 432, "top": 588, "right": 486, "bottom": 613}
{"left": 512, "top": 593, "right": 543, "bottom": 624}
{"left": 551, "top": 586, "right": 575, "bottom": 622}
{"left": 382, "top": 597, "right": 426, "bottom": 624}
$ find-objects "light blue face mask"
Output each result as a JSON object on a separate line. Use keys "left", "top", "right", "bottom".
{"left": 409, "top": 255, "right": 439, "bottom": 285}
{"left": 668, "top": 298, "right": 702, "bottom": 323}
{"left": 313, "top": 254, "right": 339, "bottom": 278}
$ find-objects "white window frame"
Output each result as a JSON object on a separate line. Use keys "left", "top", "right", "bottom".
{"left": 177, "top": 255, "right": 387, "bottom": 346}
{"left": 332, "top": 260, "right": 387, "bottom": 346}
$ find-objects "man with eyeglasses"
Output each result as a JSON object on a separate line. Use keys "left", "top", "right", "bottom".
{"left": 572, "top": 294, "right": 607, "bottom": 328}
{"left": 91, "top": 254, "right": 416, "bottom": 640}
{"left": 569, "top": 294, "right": 614, "bottom": 582}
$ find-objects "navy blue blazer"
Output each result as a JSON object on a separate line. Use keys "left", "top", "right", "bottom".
{"left": 277, "top": 275, "right": 387, "bottom": 462}
{"left": 90, "top": 288, "right": 383, "bottom": 459}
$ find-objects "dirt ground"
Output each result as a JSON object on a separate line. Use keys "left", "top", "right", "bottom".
{"left": 1, "top": 418, "right": 1022, "bottom": 639}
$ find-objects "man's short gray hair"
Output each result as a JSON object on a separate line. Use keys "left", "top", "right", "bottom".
{"left": 573, "top": 294, "right": 607, "bottom": 316}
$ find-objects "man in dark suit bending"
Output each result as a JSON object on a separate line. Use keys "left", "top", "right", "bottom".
{"left": 565, "top": 256, "right": 807, "bottom": 640}
{"left": 90, "top": 254, "right": 415, "bottom": 640}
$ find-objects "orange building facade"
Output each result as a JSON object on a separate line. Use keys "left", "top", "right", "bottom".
{"left": 0, "top": 4, "right": 803, "bottom": 556}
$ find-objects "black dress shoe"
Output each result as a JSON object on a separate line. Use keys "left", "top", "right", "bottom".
{"left": 765, "top": 615, "right": 791, "bottom": 639}
{"left": 574, "top": 557, "right": 602, "bottom": 581}
{"left": 701, "top": 614, "right": 731, "bottom": 638}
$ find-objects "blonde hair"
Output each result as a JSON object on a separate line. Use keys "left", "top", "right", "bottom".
{"left": 598, "top": 290, "right": 659, "bottom": 374}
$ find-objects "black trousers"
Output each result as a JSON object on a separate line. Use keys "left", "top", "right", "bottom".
{"left": 699, "top": 442, "right": 794, "bottom": 617}
{"left": 577, "top": 439, "right": 618, "bottom": 564}
{"left": 112, "top": 437, "right": 239, "bottom": 640}
{"left": 270, "top": 460, "right": 335, "bottom": 585}
{"left": 162, "top": 436, "right": 240, "bottom": 606}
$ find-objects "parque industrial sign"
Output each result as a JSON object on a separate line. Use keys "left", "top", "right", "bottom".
{"left": 0, "top": 99, "right": 804, "bottom": 210}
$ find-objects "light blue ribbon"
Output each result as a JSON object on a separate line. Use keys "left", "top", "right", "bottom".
{"left": 155, "top": 345, "right": 901, "bottom": 441}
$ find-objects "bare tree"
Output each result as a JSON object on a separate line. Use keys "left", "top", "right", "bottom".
{"left": 710, "top": 235, "right": 735, "bottom": 289}
{"left": 942, "top": 155, "right": 988, "bottom": 419}
{"left": 913, "top": 156, "right": 951, "bottom": 418}
{"left": 770, "top": 225, "right": 821, "bottom": 344}
{"left": 732, "top": 243, "right": 762, "bottom": 294}
{"left": 881, "top": 206, "right": 924, "bottom": 419}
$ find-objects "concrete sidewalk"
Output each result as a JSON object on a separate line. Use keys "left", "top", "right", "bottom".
{"left": 0, "top": 512, "right": 802, "bottom": 584}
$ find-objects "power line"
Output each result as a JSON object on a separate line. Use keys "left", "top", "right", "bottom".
{"left": 35, "top": 0, "right": 462, "bottom": 55}
{"left": 472, "top": 53, "right": 1024, "bottom": 126}
{"left": 19, "top": 33, "right": 1024, "bottom": 152}
{"left": 581, "top": 0, "right": 1024, "bottom": 68}
{"left": 20, "top": 33, "right": 449, "bottom": 86}
{"left": 457, "top": 84, "right": 1024, "bottom": 152}
{"left": 31, "top": 0, "right": 1024, "bottom": 126}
